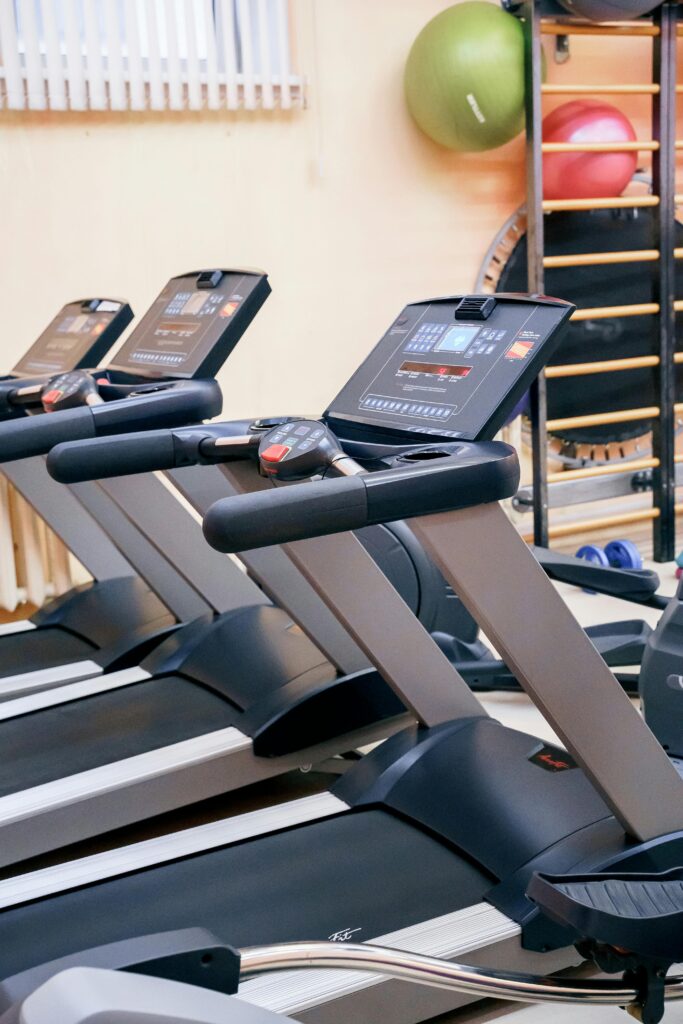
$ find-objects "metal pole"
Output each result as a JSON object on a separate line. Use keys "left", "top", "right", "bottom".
{"left": 651, "top": 1, "right": 677, "bottom": 561}
{"left": 239, "top": 941, "right": 683, "bottom": 1009}
{"left": 524, "top": 0, "right": 549, "bottom": 546}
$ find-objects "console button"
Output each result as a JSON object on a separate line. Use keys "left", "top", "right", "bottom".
{"left": 261, "top": 444, "right": 291, "bottom": 463}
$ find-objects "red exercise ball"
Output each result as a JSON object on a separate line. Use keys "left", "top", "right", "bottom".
{"left": 542, "top": 100, "right": 638, "bottom": 201}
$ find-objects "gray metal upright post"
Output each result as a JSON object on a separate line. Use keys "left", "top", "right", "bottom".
{"left": 96, "top": 474, "right": 269, "bottom": 616}
{"left": 168, "top": 463, "right": 371, "bottom": 675}
{"left": 411, "top": 502, "right": 683, "bottom": 841}
{"left": 524, "top": 0, "right": 550, "bottom": 548}
{"left": 71, "top": 480, "right": 213, "bottom": 623}
{"left": 283, "top": 532, "right": 486, "bottom": 728}
{"left": 651, "top": 1, "right": 678, "bottom": 561}
{"left": 2, "top": 461, "right": 135, "bottom": 582}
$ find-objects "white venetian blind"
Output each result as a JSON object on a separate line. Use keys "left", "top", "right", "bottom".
{"left": 0, "top": 0, "right": 303, "bottom": 112}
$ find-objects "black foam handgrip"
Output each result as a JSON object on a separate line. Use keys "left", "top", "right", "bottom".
{"left": 0, "top": 407, "right": 95, "bottom": 463}
{"left": 203, "top": 476, "right": 369, "bottom": 553}
{"left": 47, "top": 430, "right": 177, "bottom": 483}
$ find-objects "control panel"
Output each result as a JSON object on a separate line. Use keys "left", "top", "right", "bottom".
{"left": 108, "top": 270, "right": 270, "bottom": 380}
{"left": 258, "top": 420, "right": 344, "bottom": 480}
{"left": 41, "top": 370, "right": 102, "bottom": 412}
{"left": 325, "top": 294, "right": 573, "bottom": 442}
{"left": 12, "top": 299, "right": 132, "bottom": 378}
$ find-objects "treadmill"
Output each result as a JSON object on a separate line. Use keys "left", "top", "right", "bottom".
{"left": 47, "top": 304, "right": 665, "bottom": 697}
{"left": 0, "top": 284, "right": 257, "bottom": 700}
{"left": 0, "top": 269, "right": 377, "bottom": 866}
{"left": 0, "top": 297, "right": 179, "bottom": 687}
{"left": 46, "top": 406, "right": 665, "bottom": 699}
{"left": 0, "top": 307, "right": 657, "bottom": 702}
{"left": 0, "top": 269, "right": 304, "bottom": 706}
{"left": 2, "top": 294, "right": 683, "bottom": 1024}
{"left": 0, "top": 285, "right": 577, "bottom": 868}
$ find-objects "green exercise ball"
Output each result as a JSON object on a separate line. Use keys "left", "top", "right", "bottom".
{"left": 405, "top": 2, "right": 529, "bottom": 152}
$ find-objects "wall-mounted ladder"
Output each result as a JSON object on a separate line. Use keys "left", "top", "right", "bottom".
{"left": 521, "top": 0, "right": 679, "bottom": 561}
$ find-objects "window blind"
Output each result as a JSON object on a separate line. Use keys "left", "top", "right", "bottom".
{"left": 0, "top": 0, "right": 304, "bottom": 112}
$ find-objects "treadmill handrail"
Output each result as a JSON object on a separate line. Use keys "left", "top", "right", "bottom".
{"left": 238, "top": 939, "right": 683, "bottom": 1016}
{"left": 202, "top": 442, "right": 520, "bottom": 553}
{"left": 0, "top": 380, "right": 222, "bottom": 464}
{"left": 9, "top": 934, "right": 683, "bottom": 1023}
{"left": 46, "top": 421, "right": 254, "bottom": 483}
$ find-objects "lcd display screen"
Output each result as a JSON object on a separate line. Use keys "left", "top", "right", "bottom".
{"left": 13, "top": 314, "right": 109, "bottom": 375}
{"left": 399, "top": 361, "right": 472, "bottom": 378}
{"left": 434, "top": 325, "right": 479, "bottom": 354}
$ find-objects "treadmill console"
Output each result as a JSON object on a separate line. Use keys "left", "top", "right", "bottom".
{"left": 325, "top": 294, "right": 573, "bottom": 442}
{"left": 12, "top": 299, "right": 132, "bottom": 378}
{"left": 107, "top": 270, "right": 270, "bottom": 380}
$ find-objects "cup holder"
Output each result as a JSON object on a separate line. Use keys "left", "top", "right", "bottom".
{"left": 399, "top": 449, "right": 450, "bottom": 462}
{"left": 250, "top": 416, "right": 300, "bottom": 431}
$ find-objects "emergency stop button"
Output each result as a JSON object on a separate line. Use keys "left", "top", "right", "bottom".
{"left": 261, "top": 444, "right": 291, "bottom": 463}
{"left": 43, "top": 389, "right": 63, "bottom": 403}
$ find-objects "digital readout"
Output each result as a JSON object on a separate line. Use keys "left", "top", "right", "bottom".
{"left": 179, "top": 293, "right": 209, "bottom": 315}
{"left": 56, "top": 314, "right": 107, "bottom": 337}
{"left": 434, "top": 325, "right": 479, "bottom": 354}
{"left": 155, "top": 320, "right": 201, "bottom": 339}
{"left": 399, "top": 361, "right": 472, "bottom": 378}
{"left": 13, "top": 313, "right": 110, "bottom": 375}
{"left": 163, "top": 290, "right": 226, "bottom": 318}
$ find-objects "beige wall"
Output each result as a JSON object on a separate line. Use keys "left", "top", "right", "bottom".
{"left": 0, "top": 0, "right": 656, "bottom": 417}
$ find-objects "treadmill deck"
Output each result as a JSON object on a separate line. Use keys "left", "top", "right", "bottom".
{"left": 0, "top": 674, "right": 238, "bottom": 796}
{"left": 0, "top": 627, "right": 95, "bottom": 679}
{"left": 0, "top": 808, "right": 491, "bottom": 980}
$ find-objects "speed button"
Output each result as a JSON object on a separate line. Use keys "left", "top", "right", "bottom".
{"left": 261, "top": 444, "right": 291, "bottom": 463}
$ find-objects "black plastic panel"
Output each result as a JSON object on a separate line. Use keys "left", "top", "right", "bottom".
{"left": 12, "top": 299, "right": 132, "bottom": 378}
{"left": 0, "top": 605, "right": 337, "bottom": 793}
{"left": 245, "top": 667, "right": 405, "bottom": 757}
{"left": 31, "top": 577, "right": 172, "bottom": 648}
{"left": 171, "top": 605, "right": 333, "bottom": 708}
{"left": 528, "top": 867, "right": 683, "bottom": 963}
{"left": 108, "top": 271, "right": 270, "bottom": 380}
{"left": 335, "top": 718, "right": 612, "bottom": 879}
{"left": 0, "top": 811, "right": 491, "bottom": 981}
{"left": 326, "top": 294, "right": 573, "bottom": 442}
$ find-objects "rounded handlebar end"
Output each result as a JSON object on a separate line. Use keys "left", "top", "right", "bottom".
{"left": 203, "top": 477, "right": 369, "bottom": 553}
{"left": 0, "top": 406, "right": 96, "bottom": 464}
{"left": 47, "top": 430, "right": 178, "bottom": 483}
{"left": 203, "top": 443, "right": 519, "bottom": 552}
